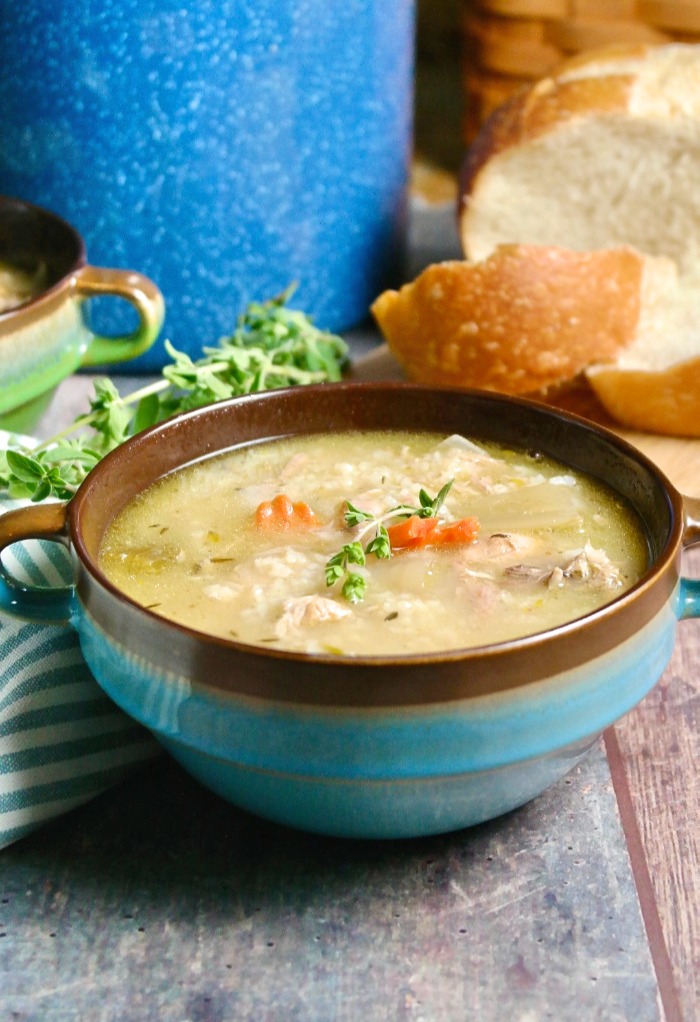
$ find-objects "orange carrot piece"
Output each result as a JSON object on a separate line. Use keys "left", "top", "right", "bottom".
{"left": 255, "top": 503, "right": 274, "bottom": 526}
{"left": 432, "top": 517, "right": 480, "bottom": 546}
{"left": 386, "top": 517, "right": 439, "bottom": 549}
{"left": 271, "top": 494, "right": 294, "bottom": 519}
{"left": 292, "top": 500, "right": 318, "bottom": 526}
{"left": 255, "top": 494, "right": 318, "bottom": 530}
{"left": 387, "top": 515, "right": 480, "bottom": 550}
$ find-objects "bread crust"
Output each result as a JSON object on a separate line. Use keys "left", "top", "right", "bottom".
{"left": 371, "top": 245, "right": 643, "bottom": 394}
{"left": 587, "top": 361, "right": 700, "bottom": 436}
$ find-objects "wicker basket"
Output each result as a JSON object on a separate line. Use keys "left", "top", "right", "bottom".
{"left": 462, "top": 0, "right": 700, "bottom": 141}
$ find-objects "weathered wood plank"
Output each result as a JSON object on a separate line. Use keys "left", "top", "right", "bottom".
{"left": 611, "top": 549, "right": 700, "bottom": 1022}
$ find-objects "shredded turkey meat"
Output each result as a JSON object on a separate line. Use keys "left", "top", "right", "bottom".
{"left": 275, "top": 594, "right": 352, "bottom": 638}
{"left": 506, "top": 541, "right": 623, "bottom": 589}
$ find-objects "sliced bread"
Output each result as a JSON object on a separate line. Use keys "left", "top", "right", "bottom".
{"left": 371, "top": 241, "right": 700, "bottom": 436}
{"left": 460, "top": 43, "right": 700, "bottom": 275}
{"left": 443, "top": 42, "right": 700, "bottom": 436}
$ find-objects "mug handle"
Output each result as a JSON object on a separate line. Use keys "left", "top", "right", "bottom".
{"left": 678, "top": 495, "right": 700, "bottom": 620}
{"left": 0, "top": 502, "right": 74, "bottom": 624}
{"left": 71, "top": 265, "right": 165, "bottom": 366}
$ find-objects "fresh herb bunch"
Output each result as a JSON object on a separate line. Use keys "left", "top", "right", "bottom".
{"left": 325, "top": 481, "right": 454, "bottom": 602}
{"left": 0, "top": 287, "right": 349, "bottom": 502}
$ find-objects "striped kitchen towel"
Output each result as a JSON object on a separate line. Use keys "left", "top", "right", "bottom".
{"left": 0, "top": 482, "right": 160, "bottom": 850}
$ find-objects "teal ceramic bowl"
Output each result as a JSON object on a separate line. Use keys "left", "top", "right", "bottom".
{"left": 1, "top": 383, "right": 699, "bottom": 839}
{"left": 0, "top": 196, "right": 164, "bottom": 433}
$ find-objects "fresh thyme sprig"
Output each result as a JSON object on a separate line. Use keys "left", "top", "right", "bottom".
{"left": 0, "top": 287, "right": 348, "bottom": 502}
{"left": 325, "top": 481, "right": 454, "bottom": 603}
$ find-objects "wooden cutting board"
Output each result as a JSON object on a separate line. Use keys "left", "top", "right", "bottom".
{"left": 352, "top": 344, "right": 700, "bottom": 498}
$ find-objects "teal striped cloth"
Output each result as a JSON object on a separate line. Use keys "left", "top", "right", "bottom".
{"left": 0, "top": 449, "right": 160, "bottom": 849}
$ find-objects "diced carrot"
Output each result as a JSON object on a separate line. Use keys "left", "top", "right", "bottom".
{"left": 254, "top": 494, "right": 319, "bottom": 530}
{"left": 292, "top": 501, "right": 318, "bottom": 526}
{"left": 255, "top": 502, "right": 276, "bottom": 526}
{"left": 271, "top": 494, "right": 294, "bottom": 519}
{"left": 431, "top": 517, "right": 480, "bottom": 546}
{"left": 386, "top": 516, "right": 439, "bottom": 549}
{"left": 387, "top": 515, "right": 480, "bottom": 550}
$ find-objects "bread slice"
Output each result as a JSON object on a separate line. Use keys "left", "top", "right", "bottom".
{"left": 585, "top": 260, "right": 700, "bottom": 435}
{"left": 373, "top": 241, "right": 700, "bottom": 436}
{"left": 372, "top": 243, "right": 654, "bottom": 391}
{"left": 460, "top": 43, "right": 700, "bottom": 275}
{"left": 450, "top": 43, "right": 700, "bottom": 436}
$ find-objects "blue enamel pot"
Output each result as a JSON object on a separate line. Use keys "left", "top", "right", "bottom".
{"left": 0, "top": 2, "right": 414, "bottom": 368}
{"left": 1, "top": 384, "right": 699, "bottom": 838}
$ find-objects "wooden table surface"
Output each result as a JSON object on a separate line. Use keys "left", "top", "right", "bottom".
{"left": 1, "top": 198, "right": 698, "bottom": 1022}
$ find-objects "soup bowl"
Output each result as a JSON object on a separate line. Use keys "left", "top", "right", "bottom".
{"left": 0, "top": 383, "right": 699, "bottom": 839}
{"left": 0, "top": 196, "right": 164, "bottom": 433}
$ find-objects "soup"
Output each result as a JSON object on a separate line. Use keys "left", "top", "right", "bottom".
{"left": 99, "top": 431, "right": 649, "bottom": 655}
{"left": 0, "top": 260, "right": 46, "bottom": 313}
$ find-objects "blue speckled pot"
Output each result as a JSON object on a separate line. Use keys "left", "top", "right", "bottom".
{"left": 2, "top": 384, "right": 699, "bottom": 839}
{"left": 0, "top": 1, "right": 414, "bottom": 368}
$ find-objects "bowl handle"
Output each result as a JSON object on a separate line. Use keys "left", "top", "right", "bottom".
{"left": 71, "top": 265, "right": 165, "bottom": 366}
{"left": 0, "top": 502, "right": 74, "bottom": 624}
{"left": 679, "top": 496, "right": 700, "bottom": 619}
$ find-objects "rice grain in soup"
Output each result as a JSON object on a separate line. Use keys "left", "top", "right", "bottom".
{"left": 98, "top": 430, "right": 649, "bottom": 655}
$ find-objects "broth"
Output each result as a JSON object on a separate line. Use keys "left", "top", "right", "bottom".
{"left": 99, "top": 431, "right": 649, "bottom": 655}
{"left": 0, "top": 260, "right": 46, "bottom": 312}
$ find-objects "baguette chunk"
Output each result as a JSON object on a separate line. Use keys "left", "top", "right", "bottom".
{"left": 372, "top": 244, "right": 652, "bottom": 394}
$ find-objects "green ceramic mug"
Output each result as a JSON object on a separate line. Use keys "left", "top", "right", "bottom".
{"left": 0, "top": 196, "right": 165, "bottom": 432}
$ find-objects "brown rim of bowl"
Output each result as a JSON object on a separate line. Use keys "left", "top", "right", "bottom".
{"left": 0, "top": 195, "right": 86, "bottom": 324}
{"left": 69, "top": 383, "right": 683, "bottom": 705}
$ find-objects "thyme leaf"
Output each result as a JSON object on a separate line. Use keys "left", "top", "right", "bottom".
{"left": 325, "top": 541, "right": 367, "bottom": 604}
{"left": 325, "top": 481, "right": 455, "bottom": 602}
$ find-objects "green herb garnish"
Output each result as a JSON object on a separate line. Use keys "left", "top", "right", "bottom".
{"left": 325, "top": 480, "right": 454, "bottom": 603}
{"left": 0, "top": 287, "right": 348, "bottom": 502}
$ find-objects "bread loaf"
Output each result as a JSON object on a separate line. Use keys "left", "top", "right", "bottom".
{"left": 373, "top": 43, "right": 700, "bottom": 437}
{"left": 460, "top": 43, "right": 700, "bottom": 271}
